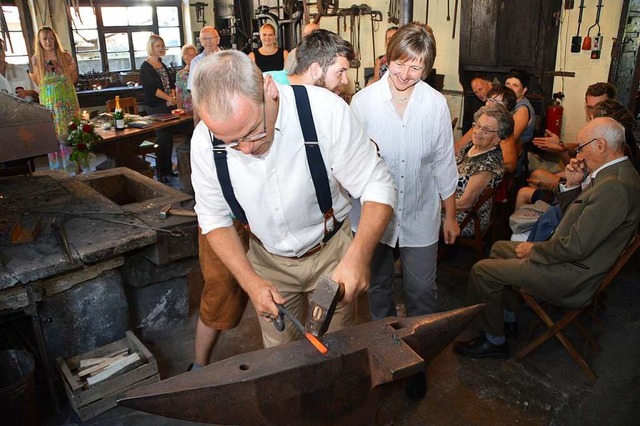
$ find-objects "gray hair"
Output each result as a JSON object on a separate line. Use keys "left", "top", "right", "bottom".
{"left": 588, "top": 117, "right": 625, "bottom": 153}
{"left": 191, "top": 50, "right": 263, "bottom": 120}
{"left": 181, "top": 43, "right": 197, "bottom": 57}
{"left": 473, "top": 104, "right": 514, "bottom": 140}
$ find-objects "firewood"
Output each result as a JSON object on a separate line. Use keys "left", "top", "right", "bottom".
{"left": 86, "top": 353, "right": 141, "bottom": 386}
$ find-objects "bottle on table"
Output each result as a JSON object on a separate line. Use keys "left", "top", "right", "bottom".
{"left": 114, "top": 96, "right": 125, "bottom": 130}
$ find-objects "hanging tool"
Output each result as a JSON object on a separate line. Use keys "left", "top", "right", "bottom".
{"left": 571, "top": 0, "right": 586, "bottom": 53}
{"left": 452, "top": 0, "right": 459, "bottom": 39}
{"left": 425, "top": 0, "right": 430, "bottom": 24}
{"left": 583, "top": 0, "right": 602, "bottom": 51}
{"left": 272, "top": 304, "right": 328, "bottom": 354}
{"left": 590, "top": 0, "right": 604, "bottom": 59}
{"left": 447, "top": 0, "right": 451, "bottom": 21}
{"left": 118, "top": 305, "right": 484, "bottom": 425}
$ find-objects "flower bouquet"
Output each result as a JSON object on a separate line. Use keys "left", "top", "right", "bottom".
{"left": 67, "top": 119, "right": 102, "bottom": 173}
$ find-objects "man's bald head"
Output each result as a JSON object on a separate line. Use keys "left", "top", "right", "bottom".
{"left": 303, "top": 23, "right": 320, "bottom": 36}
{"left": 199, "top": 26, "right": 220, "bottom": 54}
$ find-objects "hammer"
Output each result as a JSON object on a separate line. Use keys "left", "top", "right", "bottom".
{"left": 159, "top": 204, "right": 197, "bottom": 220}
{"left": 305, "top": 276, "right": 345, "bottom": 338}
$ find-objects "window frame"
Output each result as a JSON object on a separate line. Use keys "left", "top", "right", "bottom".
{"left": 67, "top": 0, "right": 184, "bottom": 74}
{"left": 1, "top": 0, "right": 32, "bottom": 65}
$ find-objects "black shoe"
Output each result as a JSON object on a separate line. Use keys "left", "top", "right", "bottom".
{"left": 170, "top": 171, "right": 179, "bottom": 177}
{"left": 158, "top": 176, "right": 169, "bottom": 183}
{"left": 404, "top": 372, "right": 427, "bottom": 400}
{"left": 504, "top": 321, "right": 518, "bottom": 338}
{"left": 453, "top": 336, "right": 508, "bottom": 359}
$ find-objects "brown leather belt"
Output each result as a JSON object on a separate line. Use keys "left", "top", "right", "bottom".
{"left": 252, "top": 220, "right": 344, "bottom": 259}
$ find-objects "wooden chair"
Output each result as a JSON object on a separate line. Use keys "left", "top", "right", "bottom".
{"left": 105, "top": 97, "right": 157, "bottom": 161}
{"left": 105, "top": 96, "right": 138, "bottom": 114}
{"left": 456, "top": 186, "right": 497, "bottom": 260}
{"left": 514, "top": 232, "right": 640, "bottom": 380}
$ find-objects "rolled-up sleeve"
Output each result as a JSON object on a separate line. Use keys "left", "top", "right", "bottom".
{"left": 190, "top": 121, "right": 234, "bottom": 234}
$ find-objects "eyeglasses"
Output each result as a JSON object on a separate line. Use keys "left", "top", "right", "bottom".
{"left": 486, "top": 97, "right": 504, "bottom": 105}
{"left": 209, "top": 101, "right": 267, "bottom": 148}
{"left": 201, "top": 36, "right": 220, "bottom": 41}
{"left": 575, "top": 137, "right": 598, "bottom": 154}
{"left": 472, "top": 121, "right": 499, "bottom": 135}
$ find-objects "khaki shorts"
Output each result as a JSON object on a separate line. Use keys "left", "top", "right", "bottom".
{"left": 198, "top": 221, "right": 250, "bottom": 330}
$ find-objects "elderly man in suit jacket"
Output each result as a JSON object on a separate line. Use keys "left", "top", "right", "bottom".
{"left": 455, "top": 116, "right": 640, "bottom": 358}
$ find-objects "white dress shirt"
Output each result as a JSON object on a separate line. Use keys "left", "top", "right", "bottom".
{"left": 190, "top": 83, "right": 397, "bottom": 257}
{"left": 1, "top": 62, "right": 38, "bottom": 93}
{"left": 351, "top": 72, "right": 458, "bottom": 247}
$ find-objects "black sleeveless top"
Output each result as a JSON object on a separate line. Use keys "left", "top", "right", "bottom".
{"left": 253, "top": 47, "right": 286, "bottom": 72}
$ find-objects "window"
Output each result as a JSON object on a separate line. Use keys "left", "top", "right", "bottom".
{"left": 1, "top": 3, "right": 29, "bottom": 65}
{"left": 69, "top": 1, "right": 183, "bottom": 74}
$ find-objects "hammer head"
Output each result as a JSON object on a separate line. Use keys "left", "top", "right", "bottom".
{"left": 305, "top": 276, "right": 344, "bottom": 338}
{"left": 159, "top": 204, "right": 171, "bottom": 220}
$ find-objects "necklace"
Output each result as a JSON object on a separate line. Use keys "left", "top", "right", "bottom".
{"left": 393, "top": 96, "right": 409, "bottom": 103}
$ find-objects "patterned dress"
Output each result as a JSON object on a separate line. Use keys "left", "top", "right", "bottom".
{"left": 35, "top": 54, "right": 80, "bottom": 136}
{"left": 455, "top": 142, "right": 504, "bottom": 237}
{"left": 175, "top": 67, "right": 192, "bottom": 110}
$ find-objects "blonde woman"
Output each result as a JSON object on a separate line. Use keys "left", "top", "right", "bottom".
{"left": 30, "top": 27, "right": 79, "bottom": 135}
{"left": 175, "top": 44, "right": 197, "bottom": 111}
{"left": 249, "top": 23, "right": 288, "bottom": 72}
{"left": 139, "top": 34, "right": 176, "bottom": 182}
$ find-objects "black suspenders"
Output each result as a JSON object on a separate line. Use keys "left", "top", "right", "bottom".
{"left": 210, "top": 85, "right": 338, "bottom": 237}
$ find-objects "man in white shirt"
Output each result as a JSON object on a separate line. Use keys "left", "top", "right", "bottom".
{"left": 190, "top": 50, "right": 396, "bottom": 348}
{"left": 351, "top": 23, "right": 459, "bottom": 322}
{"left": 0, "top": 39, "right": 38, "bottom": 100}
{"left": 187, "top": 26, "right": 221, "bottom": 126}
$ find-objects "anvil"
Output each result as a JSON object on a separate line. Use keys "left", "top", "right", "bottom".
{"left": 118, "top": 305, "right": 483, "bottom": 425}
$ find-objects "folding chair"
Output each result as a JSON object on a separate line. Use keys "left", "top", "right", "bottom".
{"left": 514, "top": 232, "right": 640, "bottom": 380}
{"left": 456, "top": 186, "right": 497, "bottom": 260}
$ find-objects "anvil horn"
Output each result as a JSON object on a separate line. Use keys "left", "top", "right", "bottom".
{"left": 118, "top": 304, "right": 483, "bottom": 425}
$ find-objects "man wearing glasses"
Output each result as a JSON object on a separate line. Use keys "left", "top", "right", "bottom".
{"left": 187, "top": 26, "right": 221, "bottom": 124}
{"left": 454, "top": 117, "right": 640, "bottom": 359}
{"left": 189, "top": 50, "right": 396, "bottom": 349}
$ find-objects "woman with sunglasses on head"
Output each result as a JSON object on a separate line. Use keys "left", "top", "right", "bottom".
{"left": 30, "top": 27, "right": 79, "bottom": 136}
{"left": 140, "top": 34, "right": 176, "bottom": 183}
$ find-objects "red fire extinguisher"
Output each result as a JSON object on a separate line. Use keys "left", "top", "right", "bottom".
{"left": 545, "top": 92, "right": 564, "bottom": 136}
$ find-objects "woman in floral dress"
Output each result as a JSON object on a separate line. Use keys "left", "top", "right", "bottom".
{"left": 30, "top": 27, "right": 80, "bottom": 136}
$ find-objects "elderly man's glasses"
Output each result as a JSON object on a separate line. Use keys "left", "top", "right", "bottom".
{"left": 472, "top": 121, "right": 499, "bottom": 135}
{"left": 201, "top": 36, "right": 220, "bottom": 41}
{"left": 575, "top": 137, "right": 598, "bottom": 154}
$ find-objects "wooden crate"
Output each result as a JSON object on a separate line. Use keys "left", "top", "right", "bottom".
{"left": 56, "top": 330, "right": 159, "bottom": 421}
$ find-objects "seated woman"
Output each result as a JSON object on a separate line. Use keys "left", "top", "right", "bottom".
{"left": 454, "top": 85, "right": 517, "bottom": 173}
{"left": 454, "top": 104, "right": 514, "bottom": 237}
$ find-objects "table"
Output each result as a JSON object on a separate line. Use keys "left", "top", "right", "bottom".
{"left": 93, "top": 113, "right": 194, "bottom": 176}
{"left": 77, "top": 86, "right": 144, "bottom": 109}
